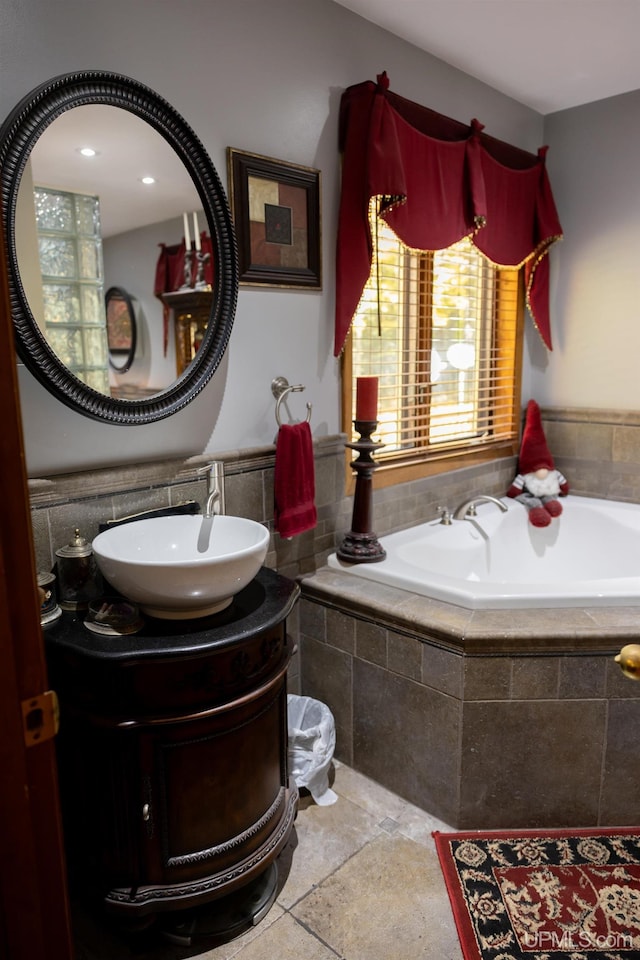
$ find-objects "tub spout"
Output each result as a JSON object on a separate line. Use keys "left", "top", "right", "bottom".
{"left": 453, "top": 495, "right": 508, "bottom": 521}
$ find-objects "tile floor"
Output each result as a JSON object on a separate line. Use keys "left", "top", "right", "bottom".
{"left": 73, "top": 761, "right": 463, "bottom": 960}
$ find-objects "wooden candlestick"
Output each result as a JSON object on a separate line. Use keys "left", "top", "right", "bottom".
{"left": 336, "top": 420, "right": 386, "bottom": 564}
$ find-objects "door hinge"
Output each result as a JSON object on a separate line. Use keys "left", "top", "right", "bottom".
{"left": 21, "top": 690, "right": 59, "bottom": 747}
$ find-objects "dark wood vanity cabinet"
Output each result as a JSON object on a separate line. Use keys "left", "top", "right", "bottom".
{"left": 45, "top": 569, "right": 299, "bottom": 919}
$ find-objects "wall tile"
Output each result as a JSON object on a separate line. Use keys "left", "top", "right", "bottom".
{"left": 613, "top": 425, "right": 640, "bottom": 465}
{"left": 510, "top": 657, "right": 560, "bottom": 700}
{"left": 355, "top": 619, "right": 387, "bottom": 667}
{"left": 31, "top": 509, "right": 53, "bottom": 573}
{"left": 600, "top": 699, "right": 640, "bottom": 824}
{"left": 224, "top": 470, "right": 264, "bottom": 520}
{"left": 387, "top": 630, "right": 422, "bottom": 681}
{"left": 325, "top": 606, "right": 356, "bottom": 654}
{"left": 558, "top": 655, "right": 607, "bottom": 699}
{"left": 459, "top": 699, "right": 606, "bottom": 828}
{"left": 299, "top": 598, "right": 326, "bottom": 642}
{"left": 463, "top": 656, "right": 512, "bottom": 700}
{"left": 300, "top": 635, "right": 353, "bottom": 766}
{"left": 314, "top": 454, "right": 338, "bottom": 509}
{"left": 108, "top": 487, "right": 170, "bottom": 524}
{"left": 574, "top": 422, "right": 613, "bottom": 463}
{"left": 353, "top": 658, "right": 461, "bottom": 824}
{"left": 543, "top": 420, "right": 578, "bottom": 459}
{"left": 605, "top": 657, "right": 640, "bottom": 698}
{"left": 422, "top": 644, "right": 464, "bottom": 699}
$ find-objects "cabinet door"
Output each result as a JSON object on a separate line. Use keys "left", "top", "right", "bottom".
{"left": 132, "top": 673, "right": 291, "bottom": 907}
{"left": 57, "top": 717, "right": 146, "bottom": 894}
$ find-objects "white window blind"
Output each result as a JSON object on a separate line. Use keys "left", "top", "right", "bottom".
{"left": 349, "top": 207, "right": 521, "bottom": 464}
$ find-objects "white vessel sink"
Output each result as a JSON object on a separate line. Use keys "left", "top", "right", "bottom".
{"left": 92, "top": 514, "right": 270, "bottom": 619}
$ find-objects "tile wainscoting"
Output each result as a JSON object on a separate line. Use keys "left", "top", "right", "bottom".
{"left": 543, "top": 406, "right": 640, "bottom": 501}
{"left": 30, "top": 407, "right": 640, "bottom": 573}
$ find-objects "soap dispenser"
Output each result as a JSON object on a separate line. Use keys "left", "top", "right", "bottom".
{"left": 55, "top": 528, "right": 103, "bottom": 611}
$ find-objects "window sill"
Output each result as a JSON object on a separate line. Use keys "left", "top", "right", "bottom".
{"left": 344, "top": 439, "right": 518, "bottom": 494}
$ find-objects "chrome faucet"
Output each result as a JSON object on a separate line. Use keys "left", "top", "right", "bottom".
{"left": 452, "top": 494, "right": 508, "bottom": 521}
{"left": 202, "top": 461, "right": 226, "bottom": 518}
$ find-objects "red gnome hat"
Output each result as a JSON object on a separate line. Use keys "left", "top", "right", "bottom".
{"left": 518, "top": 400, "right": 554, "bottom": 474}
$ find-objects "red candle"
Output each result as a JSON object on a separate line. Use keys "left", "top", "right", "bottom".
{"left": 355, "top": 376, "right": 378, "bottom": 421}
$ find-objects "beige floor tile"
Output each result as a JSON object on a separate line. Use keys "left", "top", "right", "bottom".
{"left": 292, "top": 832, "right": 463, "bottom": 960}
{"left": 331, "top": 759, "right": 410, "bottom": 822}
{"left": 332, "top": 759, "right": 456, "bottom": 852}
{"left": 276, "top": 791, "right": 382, "bottom": 909}
{"left": 220, "top": 912, "right": 339, "bottom": 959}
{"left": 193, "top": 905, "right": 286, "bottom": 960}
{"left": 395, "top": 800, "right": 456, "bottom": 852}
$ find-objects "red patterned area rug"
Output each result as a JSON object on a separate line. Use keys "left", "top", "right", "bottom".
{"left": 434, "top": 827, "right": 640, "bottom": 959}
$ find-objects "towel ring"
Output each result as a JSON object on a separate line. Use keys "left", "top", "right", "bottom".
{"left": 271, "top": 376, "right": 312, "bottom": 427}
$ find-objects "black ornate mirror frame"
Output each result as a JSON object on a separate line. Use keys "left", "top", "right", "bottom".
{"left": 0, "top": 71, "right": 238, "bottom": 424}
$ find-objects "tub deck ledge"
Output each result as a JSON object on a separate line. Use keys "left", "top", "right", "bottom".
{"left": 299, "top": 565, "right": 640, "bottom": 656}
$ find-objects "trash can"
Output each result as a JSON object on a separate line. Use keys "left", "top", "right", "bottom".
{"left": 287, "top": 694, "right": 337, "bottom": 806}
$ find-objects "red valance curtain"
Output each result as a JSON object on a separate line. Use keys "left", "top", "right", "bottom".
{"left": 335, "top": 73, "right": 563, "bottom": 356}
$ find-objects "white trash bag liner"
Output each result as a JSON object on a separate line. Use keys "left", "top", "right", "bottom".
{"left": 287, "top": 694, "right": 338, "bottom": 806}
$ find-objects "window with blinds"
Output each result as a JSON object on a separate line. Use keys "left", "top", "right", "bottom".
{"left": 345, "top": 207, "right": 523, "bottom": 482}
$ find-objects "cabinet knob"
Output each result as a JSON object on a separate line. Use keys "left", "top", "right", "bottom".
{"left": 142, "top": 803, "right": 151, "bottom": 822}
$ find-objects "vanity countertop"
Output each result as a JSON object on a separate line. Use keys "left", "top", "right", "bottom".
{"left": 44, "top": 566, "right": 299, "bottom": 662}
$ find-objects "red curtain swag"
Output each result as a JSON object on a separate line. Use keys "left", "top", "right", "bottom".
{"left": 334, "top": 73, "right": 563, "bottom": 356}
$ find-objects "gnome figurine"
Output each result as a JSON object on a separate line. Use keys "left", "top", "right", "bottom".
{"left": 506, "top": 400, "right": 569, "bottom": 527}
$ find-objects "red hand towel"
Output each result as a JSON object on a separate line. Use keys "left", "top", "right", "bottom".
{"left": 274, "top": 421, "right": 317, "bottom": 538}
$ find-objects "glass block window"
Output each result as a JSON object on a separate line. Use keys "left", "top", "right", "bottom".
{"left": 34, "top": 187, "right": 109, "bottom": 393}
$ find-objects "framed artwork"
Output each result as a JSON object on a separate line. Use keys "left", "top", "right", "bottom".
{"left": 227, "top": 148, "right": 321, "bottom": 289}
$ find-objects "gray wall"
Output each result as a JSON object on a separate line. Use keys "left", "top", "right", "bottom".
{"left": 1, "top": 0, "right": 543, "bottom": 477}
{"left": 534, "top": 90, "right": 640, "bottom": 411}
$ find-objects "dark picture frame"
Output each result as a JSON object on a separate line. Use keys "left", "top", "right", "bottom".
{"left": 105, "top": 286, "right": 137, "bottom": 373}
{"left": 227, "top": 148, "right": 321, "bottom": 289}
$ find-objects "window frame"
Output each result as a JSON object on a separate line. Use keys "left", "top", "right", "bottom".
{"left": 341, "top": 234, "right": 525, "bottom": 493}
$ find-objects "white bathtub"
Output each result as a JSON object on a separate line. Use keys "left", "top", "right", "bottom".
{"left": 328, "top": 496, "right": 640, "bottom": 609}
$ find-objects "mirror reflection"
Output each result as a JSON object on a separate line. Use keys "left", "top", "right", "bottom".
{"left": 105, "top": 286, "right": 137, "bottom": 379}
{"left": 15, "top": 105, "right": 205, "bottom": 399}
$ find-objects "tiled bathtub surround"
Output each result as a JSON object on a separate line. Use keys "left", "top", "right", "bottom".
{"left": 298, "top": 567, "right": 640, "bottom": 829}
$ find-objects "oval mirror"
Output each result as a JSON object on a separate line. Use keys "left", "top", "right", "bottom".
{"left": 0, "top": 71, "right": 238, "bottom": 424}
{"left": 106, "top": 286, "right": 137, "bottom": 375}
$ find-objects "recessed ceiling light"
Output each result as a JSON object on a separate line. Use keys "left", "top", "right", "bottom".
{"left": 77, "top": 146, "right": 98, "bottom": 158}
{"left": 140, "top": 176, "right": 156, "bottom": 185}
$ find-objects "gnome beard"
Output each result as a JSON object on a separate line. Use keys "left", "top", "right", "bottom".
{"left": 507, "top": 467, "right": 566, "bottom": 527}
{"left": 522, "top": 469, "right": 562, "bottom": 499}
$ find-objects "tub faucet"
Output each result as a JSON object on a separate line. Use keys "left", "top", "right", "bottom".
{"left": 453, "top": 494, "right": 508, "bottom": 521}
{"left": 202, "top": 461, "right": 226, "bottom": 518}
